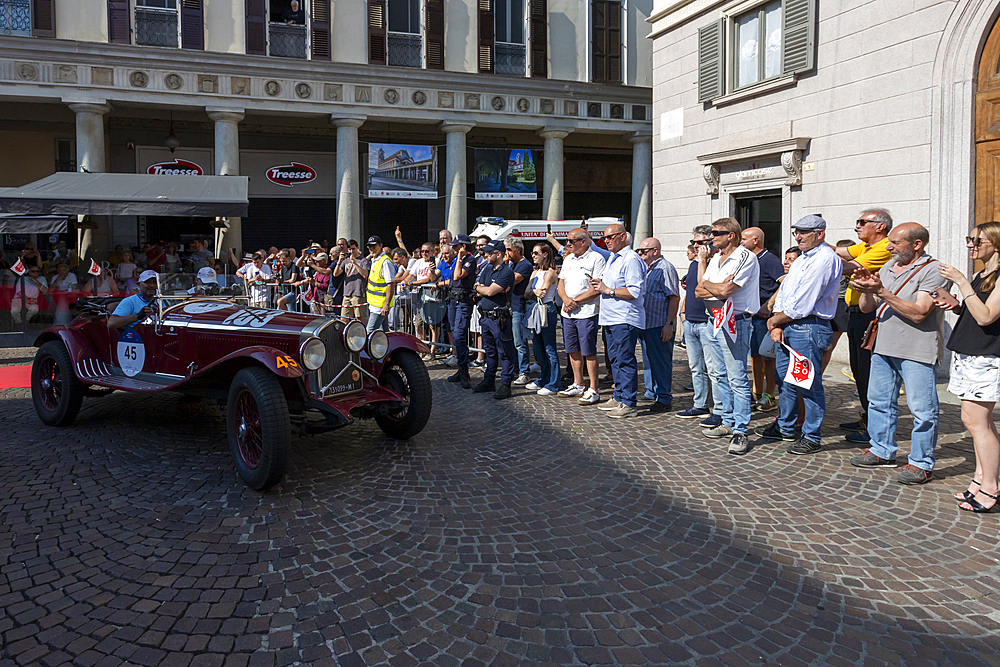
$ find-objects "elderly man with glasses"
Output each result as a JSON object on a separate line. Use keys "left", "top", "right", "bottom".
{"left": 834, "top": 208, "right": 894, "bottom": 444}
{"left": 557, "top": 228, "right": 607, "bottom": 404}
{"left": 636, "top": 237, "right": 679, "bottom": 414}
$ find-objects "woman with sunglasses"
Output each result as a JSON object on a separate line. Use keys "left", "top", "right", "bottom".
{"left": 524, "top": 243, "right": 561, "bottom": 395}
{"left": 935, "top": 223, "right": 1000, "bottom": 513}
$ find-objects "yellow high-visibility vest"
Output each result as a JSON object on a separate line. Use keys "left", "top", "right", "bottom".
{"left": 366, "top": 253, "right": 395, "bottom": 309}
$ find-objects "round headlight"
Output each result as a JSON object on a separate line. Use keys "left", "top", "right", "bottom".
{"left": 344, "top": 320, "right": 368, "bottom": 353}
{"left": 368, "top": 330, "right": 389, "bottom": 360}
{"left": 300, "top": 337, "right": 326, "bottom": 371}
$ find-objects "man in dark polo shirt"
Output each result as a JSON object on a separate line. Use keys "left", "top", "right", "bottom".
{"left": 473, "top": 240, "right": 517, "bottom": 399}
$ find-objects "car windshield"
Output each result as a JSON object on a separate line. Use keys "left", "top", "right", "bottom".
{"left": 158, "top": 273, "right": 198, "bottom": 296}
{"left": 155, "top": 273, "right": 240, "bottom": 310}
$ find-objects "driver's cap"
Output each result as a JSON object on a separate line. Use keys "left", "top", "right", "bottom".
{"left": 139, "top": 270, "right": 158, "bottom": 283}
{"left": 197, "top": 267, "right": 218, "bottom": 284}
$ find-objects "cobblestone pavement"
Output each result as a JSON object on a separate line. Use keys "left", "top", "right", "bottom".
{"left": 2, "top": 345, "right": 1000, "bottom": 667}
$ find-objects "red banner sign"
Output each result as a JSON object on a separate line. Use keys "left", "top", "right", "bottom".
{"left": 147, "top": 159, "right": 204, "bottom": 176}
{"left": 266, "top": 162, "right": 317, "bottom": 188}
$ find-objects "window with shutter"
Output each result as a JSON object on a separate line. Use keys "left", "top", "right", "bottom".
{"left": 108, "top": 0, "right": 131, "bottom": 43}
{"left": 32, "top": 0, "right": 56, "bottom": 37}
{"left": 426, "top": 0, "right": 444, "bottom": 70}
{"left": 181, "top": 0, "right": 204, "bottom": 50}
{"left": 479, "top": 0, "right": 495, "bottom": 73}
{"left": 591, "top": 1, "right": 622, "bottom": 84}
{"left": 369, "top": 0, "right": 387, "bottom": 64}
{"left": 246, "top": 0, "right": 266, "bottom": 54}
{"left": 781, "top": 0, "right": 814, "bottom": 75}
{"left": 697, "top": 19, "right": 723, "bottom": 102}
{"left": 530, "top": 0, "right": 547, "bottom": 78}
{"left": 312, "top": 0, "right": 331, "bottom": 60}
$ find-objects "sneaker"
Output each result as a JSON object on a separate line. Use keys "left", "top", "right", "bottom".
{"left": 638, "top": 394, "right": 655, "bottom": 403}
{"left": 578, "top": 389, "right": 601, "bottom": 405}
{"left": 839, "top": 418, "right": 865, "bottom": 432}
{"left": 529, "top": 362, "right": 541, "bottom": 374}
{"left": 536, "top": 388, "right": 557, "bottom": 396}
{"left": 420, "top": 353, "right": 434, "bottom": 361}
{"left": 447, "top": 371, "right": 462, "bottom": 383}
{"left": 598, "top": 398, "right": 621, "bottom": 411}
{"left": 512, "top": 373, "right": 531, "bottom": 386}
{"left": 844, "top": 429, "right": 870, "bottom": 444}
{"left": 785, "top": 438, "right": 822, "bottom": 455}
{"left": 755, "top": 394, "right": 777, "bottom": 412}
{"left": 601, "top": 373, "right": 614, "bottom": 384}
{"left": 897, "top": 464, "right": 933, "bottom": 485}
{"left": 558, "top": 384, "right": 584, "bottom": 397}
{"left": 443, "top": 355, "right": 458, "bottom": 367}
{"left": 754, "top": 423, "right": 795, "bottom": 441}
{"left": 727, "top": 433, "right": 751, "bottom": 455}
{"left": 849, "top": 449, "right": 897, "bottom": 468}
{"left": 472, "top": 380, "right": 496, "bottom": 394}
{"left": 472, "top": 359, "right": 486, "bottom": 369}
{"left": 699, "top": 414, "right": 723, "bottom": 429}
{"left": 525, "top": 381, "right": 541, "bottom": 391}
{"left": 676, "top": 407, "right": 710, "bottom": 419}
{"left": 682, "top": 383, "right": 695, "bottom": 392}
{"left": 493, "top": 385, "right": 512, "bottom": 400}
{"left": 703, "top": 425, "right": 733, "bottom": 438}
{"left": 648, "top": 402, "right": 672, "bottom": 414}
{"left": 608, "top": 404, "right": 638, "bottom": 419}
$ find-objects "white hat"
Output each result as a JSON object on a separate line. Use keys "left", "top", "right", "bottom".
{"left": 138, "top": 270, "right": 158, "bottom": 283}
{"left": 197, "top": 267, "right": 218, "bottom": 284}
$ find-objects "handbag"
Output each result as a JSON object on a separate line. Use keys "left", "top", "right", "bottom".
{"left": 537, "top": 298, "right": 549, "bottom": 328}
{"left": 861, "top": 259, "right": 934, "bottom": 351}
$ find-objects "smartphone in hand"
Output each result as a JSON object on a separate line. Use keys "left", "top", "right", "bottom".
{"left": 930, "top": 289, "right": 960, "bottom": 309}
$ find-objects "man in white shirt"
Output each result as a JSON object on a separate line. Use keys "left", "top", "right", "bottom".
{"left": 756, "top": 215, "right": 842, "bottom": 456}
{"left": 557, "top": 229, "right": 607, "bottom": 405}
{"left": 237, "top": 252, "right": 274, "bottom": 308}
{"left": 695, "top": 217, "right": 760, "bottom": 453}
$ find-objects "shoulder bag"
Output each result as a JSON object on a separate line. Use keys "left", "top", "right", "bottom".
{"left": 861, "top": 259, "right": 934, "bottom": 351}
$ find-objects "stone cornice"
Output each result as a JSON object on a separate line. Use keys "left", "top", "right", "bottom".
{"left": 697, "top": 137, "right": 811, "bottom": 165}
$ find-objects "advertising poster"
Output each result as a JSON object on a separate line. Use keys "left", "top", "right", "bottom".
{"left": 367, "top": 143, "right": 438, "bottom": 198}
{"left": 474, "top": 148, "right": 538, "bottom": 200}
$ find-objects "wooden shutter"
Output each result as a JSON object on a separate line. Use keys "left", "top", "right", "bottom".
{"left": 606, "top": 1, "right": 621, "bottom": 83}
{"left": 107, "top": 0, "right": 130, "bottom": 44}
{"left": 181, "top": 0, "right": 204, "bottom": 50}
{"left": 312, "top": 0, "right": 331, "bottom": 60}
{"left": 530, "top": 0, "right": 547, "bottom": 78}
{"left": 478, "top": 0, "right": 494, "bottom": 74}
{"left": 426, "top": 0, "right": 444, "bottom": 70}
{"left": 31, "top": 0, "right": 56, "bottom": 37}
{"left": 245, "top": 0, "right": 266, "bottom": 55}
{"left": 782, "top": 0, "right": 815, "bottom": 75}
{"left": 592, "top": 1, "right": 606, "bottom": 83}
{"left": 697, "top": 19, "right": 724, "bottom": 102}
{"left": 369, "top": 0, "right": 386, "bottom": 65}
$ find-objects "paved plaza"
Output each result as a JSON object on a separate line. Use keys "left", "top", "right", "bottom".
{"left": 1, "top": 346, "right": 999, "bottom": 667}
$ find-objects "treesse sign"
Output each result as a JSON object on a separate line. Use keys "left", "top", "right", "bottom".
{"left": 147, "top": 159, "right": 204, "bottom": 175}
{"left": 266, "top": 162, "right": 317, "bottom": 187}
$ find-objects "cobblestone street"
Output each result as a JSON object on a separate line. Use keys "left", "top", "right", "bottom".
{"left": 2, "top": 347, "right": 999, "bottom": 667}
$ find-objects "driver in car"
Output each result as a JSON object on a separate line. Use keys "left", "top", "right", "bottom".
{"left": 108, "top": 270, "right": 158, "bottom": 330}
{"left": 188, "top": 266, "right": 220, "bottom": 296}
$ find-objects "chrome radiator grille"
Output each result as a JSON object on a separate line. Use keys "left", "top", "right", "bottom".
{"left": 314, "top": 320, "right": 363, "bottom": 397}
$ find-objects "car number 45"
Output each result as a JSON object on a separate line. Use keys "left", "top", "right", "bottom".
{"left": 276, "top": 355, "right": 298, "bottom": 369}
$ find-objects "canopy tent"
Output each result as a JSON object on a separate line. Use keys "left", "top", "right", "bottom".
{"left": 0, "top": 172, "right": 249, "bottom": 217}
{"left": 0, "top": 214, "right": 69, "bottom": 234}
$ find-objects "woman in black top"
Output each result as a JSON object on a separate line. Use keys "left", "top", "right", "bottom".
{"left": 935, "top": 222, "right": 1000, "bottom": 513}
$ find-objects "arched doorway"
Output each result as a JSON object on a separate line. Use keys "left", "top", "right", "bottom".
{"left": 976, "top": 15, "right": 1000, "bottom": 225}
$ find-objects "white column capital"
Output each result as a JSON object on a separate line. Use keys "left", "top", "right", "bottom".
{"left": 440, "top": 121, "right": 476, "bottom": 134}
{"left": 331, "top": 114, "right": 367, "bottom": 129}
{"left": 67, "top": 102, "right": 112, "bottom": 116}
{"left": 537, "top": 127, "right": 572, "bottom": 141}
{"left": 206, "top": 107, "right": 245, "bottom": 123}
{"left": 628, "top": 131, "right": 653, "bottom": 145}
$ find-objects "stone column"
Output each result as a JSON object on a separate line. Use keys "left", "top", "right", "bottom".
{"left": 207, "top": 108, "right": 245, "bottom": 260}
{"left": 630, "top": 132, "right": 653, "bottom": 242}
{"left": 332, "top": 115, "right": 366, "bottom": 242}
{"left": 67, "top": 101, "right": 111, "bottom": 262}
{"left": 538, "top": 128, "right": 571, "bottom": 221}
{"left": 441, "top": 121, "right": 474, "bottom": 237}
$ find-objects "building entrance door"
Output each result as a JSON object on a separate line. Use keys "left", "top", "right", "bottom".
{"left": 976, "top": 16, "right": 1000, "bottom": 227}
{"left": 734, "top": 191, "right": 782, "bottom": 257}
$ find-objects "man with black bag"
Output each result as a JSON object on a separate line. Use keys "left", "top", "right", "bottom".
{"left": 473, "top": 240, "right": 517, "bottom": 399}
{"left": 446, "top": 234, "right": 478, "bottom": 389}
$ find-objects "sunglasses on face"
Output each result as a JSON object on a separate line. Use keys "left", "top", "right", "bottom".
{"left": 710, "top": 230, "right": 731, "bottom": 237}
{"left": 967, "top": 236, "right": 987, "bottom": 247}
{"left": 636, "top": 248, "right": 654, "bottom": 255}
{"left": 690, "top": 239, "right": 710, "bottom": 245}
{"left": 856, "top": 219, "right": 876, "bottom": 227}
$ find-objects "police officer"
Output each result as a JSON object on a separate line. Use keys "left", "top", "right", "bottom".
{"left": 473, "top": 240, "right": 517, "bottom": 399}
{"left": 447, "top": 234, "right": 478, "bottom": 388}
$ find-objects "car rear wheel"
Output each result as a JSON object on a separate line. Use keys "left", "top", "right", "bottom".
{"left": 32, "top": 340, "right": 85, "bottom": 427}
{"left": 375, "top": 349, "right": 432, "bottom": 440}
{"left": 226, "top": 367, "right": 290, "bottom": 491}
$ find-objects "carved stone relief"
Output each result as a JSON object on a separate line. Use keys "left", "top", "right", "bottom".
{"left": 587, "top": 102, "right": 602, "bottom": 118}
{"left": 632, "top": 105, "right": 646, "bottom": 121}
{"left": 516, "top": 98, "right": 530, "bottom": 113}
{"left": 323, "top": 83, "right": 342, "bottom": 101}
{"left": 540, "top": 99, "right": 554, "bottom": 115}
{"left": 164, "top": 73, "right": 183, "bottom": 90}
{"left": 610, "top": 104, "right": 624, "bottom": 119}
{"left": 295, "top": 82, "right": 312, "bottom": 99}
{"left": 232, "top": 77, "right": 250, "bottom": 95}
{"left": 384, "top": 88, "right": 399, "bottom": 104}
{"left": 491, "top": 96, "right": 505, "bottom": 111}
{"left": 465, "top": 93, "right": 480, "bottom": 110}
{"left": 15, "top": 63, "right": 38, "bottom": 81}
{"left": 703, "top": 164, "right": 720, "bottom": 195}
{"left": 412, "top": 90, "right": 426, "bottom": 106}
{"left": 54, "top": 65, "right": 77, "bottom": 84}
{"left": 91, "top": 67, "right": 113, "bottom": 86}
{"left": 355, "top": 86, "right": 372, "bottom": 103}
{"left": 198, "top": 75, "right": 218, "bottom": 94}
{"left": 438, "top": 91, "right": 454, "bottom": 108}
{"left": 129, "top": 71, "right": 148, "bottom": 88}
{"left": 264, "top": 80, "right": 282, "bottom": 97}
{"left": 781, "top": 150, "right": 803, "bottom": 186}
{"left": 564, "top": 100, "right": 578, "bottom": 117}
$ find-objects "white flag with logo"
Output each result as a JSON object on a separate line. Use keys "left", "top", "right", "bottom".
{"left": 711, "top": 298, "right": 738, "bottom": 343}
{"left": 782, "top": 343, "right": 816, "bottom": 390}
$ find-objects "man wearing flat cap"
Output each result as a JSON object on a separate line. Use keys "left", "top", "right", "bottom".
{"left": 756, "top": 215, "right": 842, "bottom": 456}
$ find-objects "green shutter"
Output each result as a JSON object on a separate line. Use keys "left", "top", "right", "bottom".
{"left": 782, "top": 0, "right": 815, "bottom": 75}
{"left": 697, "top": 19, "right": 724, "bottom": 102}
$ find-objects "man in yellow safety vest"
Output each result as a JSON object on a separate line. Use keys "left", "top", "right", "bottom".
{"left": 365, "top": 235, "right": 399, "bottom": 333}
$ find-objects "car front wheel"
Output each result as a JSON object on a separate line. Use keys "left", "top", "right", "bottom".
{"left": 32, "top": 340, "right": 85, "bottom": 427}
{"left": 375, "top": 349, "right": 432, "bottom": 440}
{"left": 226, "top": 367, "right": 290, "bottom": 491}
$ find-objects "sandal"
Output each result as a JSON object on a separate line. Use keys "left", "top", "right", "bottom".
{"left": 959, "top": 490, "right": 999, "bottom": 514}
{"left": 955, "top": 479, "right": 981, "bottom": 502}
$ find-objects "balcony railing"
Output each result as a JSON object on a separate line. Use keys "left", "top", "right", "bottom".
{"left": 387, "top": 32, "right": 422, "bottom": 68}
{"left": 495, "top": 42, "right": 527, "bottom": 77}
{"left": 0, "top": 0, "right": 30, "bottom": 37}
{"left": 135, "top": 7, "right": 178, "bottom": 47}
{"left": 269, "top": 22, "right": 306, "bottom": 59}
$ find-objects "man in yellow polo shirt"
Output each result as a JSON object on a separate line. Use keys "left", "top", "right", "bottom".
{"left": 834, "top": 208, "right": 893, "bottom": 442}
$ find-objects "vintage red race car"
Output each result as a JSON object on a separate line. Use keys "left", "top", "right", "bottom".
{"left": 29, "top": 274, "right": 431, "bottom": 490}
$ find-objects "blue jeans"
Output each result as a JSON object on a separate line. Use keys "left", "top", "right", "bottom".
{"left": 367, "top": 310, "right": 389, "bottom": 333}
{"left": 706, "top": 317, "right": 753, "bottom": 434}
{"left": 867, "top": 354, "right": 939, "bottom": 471}
{"left": 684, "top": 320, "right": 724, "bottom": 414}
{"left": 641, "top": 327, "right": 674, "bottom": 405}
{"left": 447, "top": 301, "right": 472, "bottom": 366}
{"left": 774, "top": 322, "right": 832, "bottom": 444}
{"left": 531, "top": 303, "right": 561, "bottom": 392}
{"left": 606, "top": 324, "right": 640, "bottom": 407}
{"left": 511, "top": 308, "right": 530, "bottom": 375}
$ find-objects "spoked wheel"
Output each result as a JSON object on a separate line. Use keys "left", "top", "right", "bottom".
{"left": 226, "top": 367, "right": 290, "bottom": 490}
{"left": 31, "top": 340, "right": 84, "bottom": 426}
{"left": 375, "top": 350, "right": 432, "bottom": 440}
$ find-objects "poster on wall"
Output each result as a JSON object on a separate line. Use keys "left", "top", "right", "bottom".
{"left": 474, "top": 149, "right": 538, "bottom": 200}
{"left": 367, "top": 143, "right": 437, "bottom": 198}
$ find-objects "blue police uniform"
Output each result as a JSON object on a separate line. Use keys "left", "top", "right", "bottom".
{"left": 447, "top": 253, "right": 478, "bottom": 369}
{"left": 476, "top": 261, "right": 516, "bottom": 391}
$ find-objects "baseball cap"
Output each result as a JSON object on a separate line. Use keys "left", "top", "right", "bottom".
{"left": 314, "top": 253, "right": 329, "bottom": 263}
{"left": 484, "top": 240, "right": 506, "bottom": 254}
{"left": 138, "top": 270, "right": 158, "bottom": 283}
{"left": 793, "top": 214, "right": 826, "bottom": 231}
{"left": 366, "top": 235, "right": 382, "bottom": 246}
{"left": 449, "top": 234, "right": 473, "bottom": 247}
{"left": 197, "top": 267, "right": 218, "bottom": 284}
